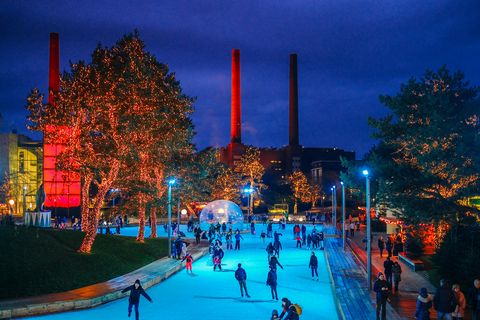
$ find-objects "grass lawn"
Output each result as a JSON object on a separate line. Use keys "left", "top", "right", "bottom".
{"left": 0, "top": 226, "right": 167, "bottom": 300}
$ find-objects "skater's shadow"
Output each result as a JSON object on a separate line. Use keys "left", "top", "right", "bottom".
{"left": 188, "top": 273, "right": 198, "bottom": 277}
{"left": 194, "top": 296, "right": 273, "bottom": 303}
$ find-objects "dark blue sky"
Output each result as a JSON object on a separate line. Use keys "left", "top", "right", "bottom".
{"left": 1, "top": 0, "right": 479, "bottom": 157}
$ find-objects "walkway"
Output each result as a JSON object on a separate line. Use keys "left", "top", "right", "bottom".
{"left": 346, "top": 228, "right": 437, "bottom": 319}
{"left": 23, "top": 224, "right": 338, "bottom": 320}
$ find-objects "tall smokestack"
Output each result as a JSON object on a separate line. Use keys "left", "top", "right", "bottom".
{"left": 230, "top": 49, "right": 241, "bottom": 143}
{"left": 289, "top": 54, "right": 299, "bottom": 146}
{"left": 48, "top": 32, "right": 60, "bottom": 104}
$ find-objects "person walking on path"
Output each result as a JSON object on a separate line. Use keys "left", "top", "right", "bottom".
{"left": 373, "top": 272, "right": 389, "bottom": 320}
{"left": 392, "top": 261, "right": 402, "bottom": 293}
{"left": 234, "top": 230, "right": 243, "bottom": 250}
{"left": 434, "top": 279, "right": 457, "bottom": 320}
{"left": 386, "top": 236, "right": 393, "bottom": 258}
{"left": 468, "top": 279, "right": 480, "bottom": 320}
{"left": 235, "top": 263, "right": 250, "bottom": 298}
{"left": 181, "top": 252, "right": 194, "bottom": 273}
{"left": 415, "top": 287, "right": 433, "bottom": 320}
{"left": 267, "top": 266, "right": 279, "bottom": 300}
{"left": 309, "top": 251, "right": 319, "bottom": 281}
{"left": 194, "top": 227, "right": 202, "bottom": 245}
{"left": 269, "top": 254, "right": 284, "bottom": 272}
{"left": 378, "top": 236, "right": 385, "bottom": 258}
{"left": 350, "top": 221, "right": 355, "bottom": 237}
{"left": 452, "top": 283, "right": 466, "bottom": 320}
{"left": 383, "top": 256, "right": 394, "bottom": 288}
{"left": 121, "top": 279, "right": 152, "bottom": 320}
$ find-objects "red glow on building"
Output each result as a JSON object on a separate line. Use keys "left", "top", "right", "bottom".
{"left": 44, "top": 33, "right": 80, "bottom": 208}
{"left": 230, "top": 49, "right": 241, "bottom": 144}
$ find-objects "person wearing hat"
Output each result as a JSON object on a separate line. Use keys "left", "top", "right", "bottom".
{"left": 121, "top": 279, "right": 153, "bottom": 320}
{"left": 373, "top": 272, "right": 389, "bottom": 320}
{"left": 415, "top": 287, "right": 432, "bottom": 320}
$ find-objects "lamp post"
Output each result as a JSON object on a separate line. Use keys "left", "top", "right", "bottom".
{"left": 243, "top": 187, "right": 254, "bottom": 217}
{"left": 341, "top": 181, "right": 346, "bottom": 250}
{"left": 362, "top": 169, "right": 372, "bottom": 290}
{"left": 167, "top": 178, "right": 176, "bottom": 258}
{"left": 331, "top": 185, "right": 337, "bottom": 231}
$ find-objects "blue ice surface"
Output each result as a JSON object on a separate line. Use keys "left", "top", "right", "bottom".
{"left": 28, "top": 223, "right": 339, "bottom": 320}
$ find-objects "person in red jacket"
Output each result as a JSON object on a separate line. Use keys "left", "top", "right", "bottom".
{"left": 182, "top": 252, "right": 193, "bottom": 273}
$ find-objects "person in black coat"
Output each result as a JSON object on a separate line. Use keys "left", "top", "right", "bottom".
{"left": 269, "top": 255, "right": 283, "bottom": 272}
{"left": 267, "top": 266, "right": 278, "bottom": 300}
{"left": 468, "top": 279, "right": 480, "bottom": 320}
{"left": 235, "top": 263, "right": 250, "bottom": 298}
{"left": 373, "top": 272, "right": 389, "bottom": 320}
{"left": 383, "top": 256, "right": 394, "bottom": 287}
{"left": 121, "top": 279, "right": 152, "bottom": 320}
{"left": 309, "top": 251, "right": 319, "bottom": 280}
{"left": 433, "top": 279, "right": 457, "bottom": 319}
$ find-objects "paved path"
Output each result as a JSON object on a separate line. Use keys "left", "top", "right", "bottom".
{"left": 347, "top": 228, "right": 437, "bottom": 319}
{"left": 25, "top": 224, "right": 338, "bottom": 320}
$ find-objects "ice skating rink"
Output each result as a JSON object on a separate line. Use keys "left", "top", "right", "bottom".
{"left": 28, "top": 224, "right": 338, "bottom": 320}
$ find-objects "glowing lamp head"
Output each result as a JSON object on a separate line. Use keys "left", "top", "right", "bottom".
{"left": 362, "top": 169, "right": 369, "bottom": 176}
{"left": 243, "top": 188, "right": 254, "bottom": 194}
{"left": 340, "top": 181, "right": 344, "bottom": 185}
{"left": 181, "top": 209, "right": 187, "bottom": 215}
{"left": 168, "top": 178, "right": 176, "bottom": 186}
{"left": 8, "top": 199, "right": 14, "bottom": 206}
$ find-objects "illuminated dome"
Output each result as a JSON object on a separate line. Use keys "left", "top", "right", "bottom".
{"left": 199, "top": 200, "right": 244, "bottom": 230}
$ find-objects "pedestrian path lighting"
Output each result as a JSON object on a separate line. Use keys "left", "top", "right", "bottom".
{"left": 362, "top": 169, "right": 372, "bottom": 290}
{"left": 167, "top": 178, "right": 176, "bottom": 258}
{"left": 243, "top": 187, "right": 254, "bottom": 217}
{"left": 331, "top": 185, "right": 337, "bottom": 229}
{"left": 341, "top": 181, "right": 346, "bottom": 251}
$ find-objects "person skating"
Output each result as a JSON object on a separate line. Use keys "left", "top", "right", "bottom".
{"left": 267, "top": 266, "right": 279, "bottom": 300}
{"left": 434, "top": 279, "right": 457, "bottom": 320}
{"left": 373, "top": 272, "right": 389, "bottom": 320}
{"left": 309, "top": 251, "right": 319, "bottom": 280}
{"left": 266, "top": 242, "right": 279, "bottom": 261}
{"left": 306, "top": 234, "right": 312, "bottom": 250}
{"left": 121, "top": 279, "right": 152, "bottom": 320}
{"left": 261, "top": 230, "right": 267, "bottom": 243}
{"left": 235, "top": 263, "right": 250, "bottom": 298}
{"left": 213, "top": 245, "right": 224, "bottom": 271}
{"left": 181, "top": 252, "right": 193, "bottom": 273}
{"left": 392, "top": 261, "right": 402, "bottom": 293}
{"left": 269, "top": 254, "right": 283, "bottom": 271}
{"left": 234, "top": 230, "right": 243, "bottom": 250}
{"left": 415, "top": 287, "right": 432, "bottom": 320}
{"left": 296, "top": 234, "right": 302, "bottom": 248}
{"left": 468, "top": 279, "right": 480, "bottom": 320}
{"left": 301, "top": 224, "right": 307, "bottom": 245}
{"left": 319, "top": 231, "right": 324, "bottom": 250}
{"left": 251, "top": 221, "right": 256, "bottom": 234}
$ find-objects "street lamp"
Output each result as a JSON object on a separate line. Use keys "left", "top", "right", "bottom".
{"left": 243, "top": 187, "right": 254, "bottom": 217}
{"left": 341, "top": 181, "right": 346, "bottom": 250}
{"left": 167, "top": 178, "right": 176, "bottom": 258}
{"left": 331, "top": 185, "right": 337, "bottom": 230}
{"left": 23, "top": 185, "right": 27, "bottom": 217}
{"left": 362, "top": 169, "right": 372, "bottom": 290}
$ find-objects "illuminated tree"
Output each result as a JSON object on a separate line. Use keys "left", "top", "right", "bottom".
{"left": 308, "top": 183, "right": 321, "bottom": 208}
{"left": 235, "top": 147, "right": 266, "bottom": 212}
{"left": 210, "top": 166, "right": 242, "bottom": 202}
{"left": 367, "top": 67, "right": 480, "bottom": 225}
{"left": 26, "top": 32, "right": 194, "bottom": 251}
{"left": 287, "top": 171, "right": 311, "bottom": 214}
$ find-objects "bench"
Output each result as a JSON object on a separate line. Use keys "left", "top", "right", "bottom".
{"left": 398, "top": 253, "right": 424, "bottom": 271}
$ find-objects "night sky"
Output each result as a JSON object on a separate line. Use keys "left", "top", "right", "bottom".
{"left": 1, "top": 1, "right": 480, "bottom": 157}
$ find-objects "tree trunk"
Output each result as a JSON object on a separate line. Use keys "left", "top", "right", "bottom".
{"left": 80, "top": 172, "right": 93, "bottom": 231}
{"left": 150, "top": 207, "right": 157, "bottom": 238}
{"left": 78, "top": 160, "right": 120, "bottom": 253}
{"left": 136, "top": 197, "right": 146, "bottom": 242}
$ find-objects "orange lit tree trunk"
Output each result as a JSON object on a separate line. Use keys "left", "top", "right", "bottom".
{"left": 136, "top": 196, "right": 147, "bottom": 242}
{"left": 78, "top": 160, "right": 120, "bottom": 253}
{"left": 80, "top": 172, "right": 93, "bottom": 231}
{"left": 150, "top": 207, "right": 157, "bottom": 238}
